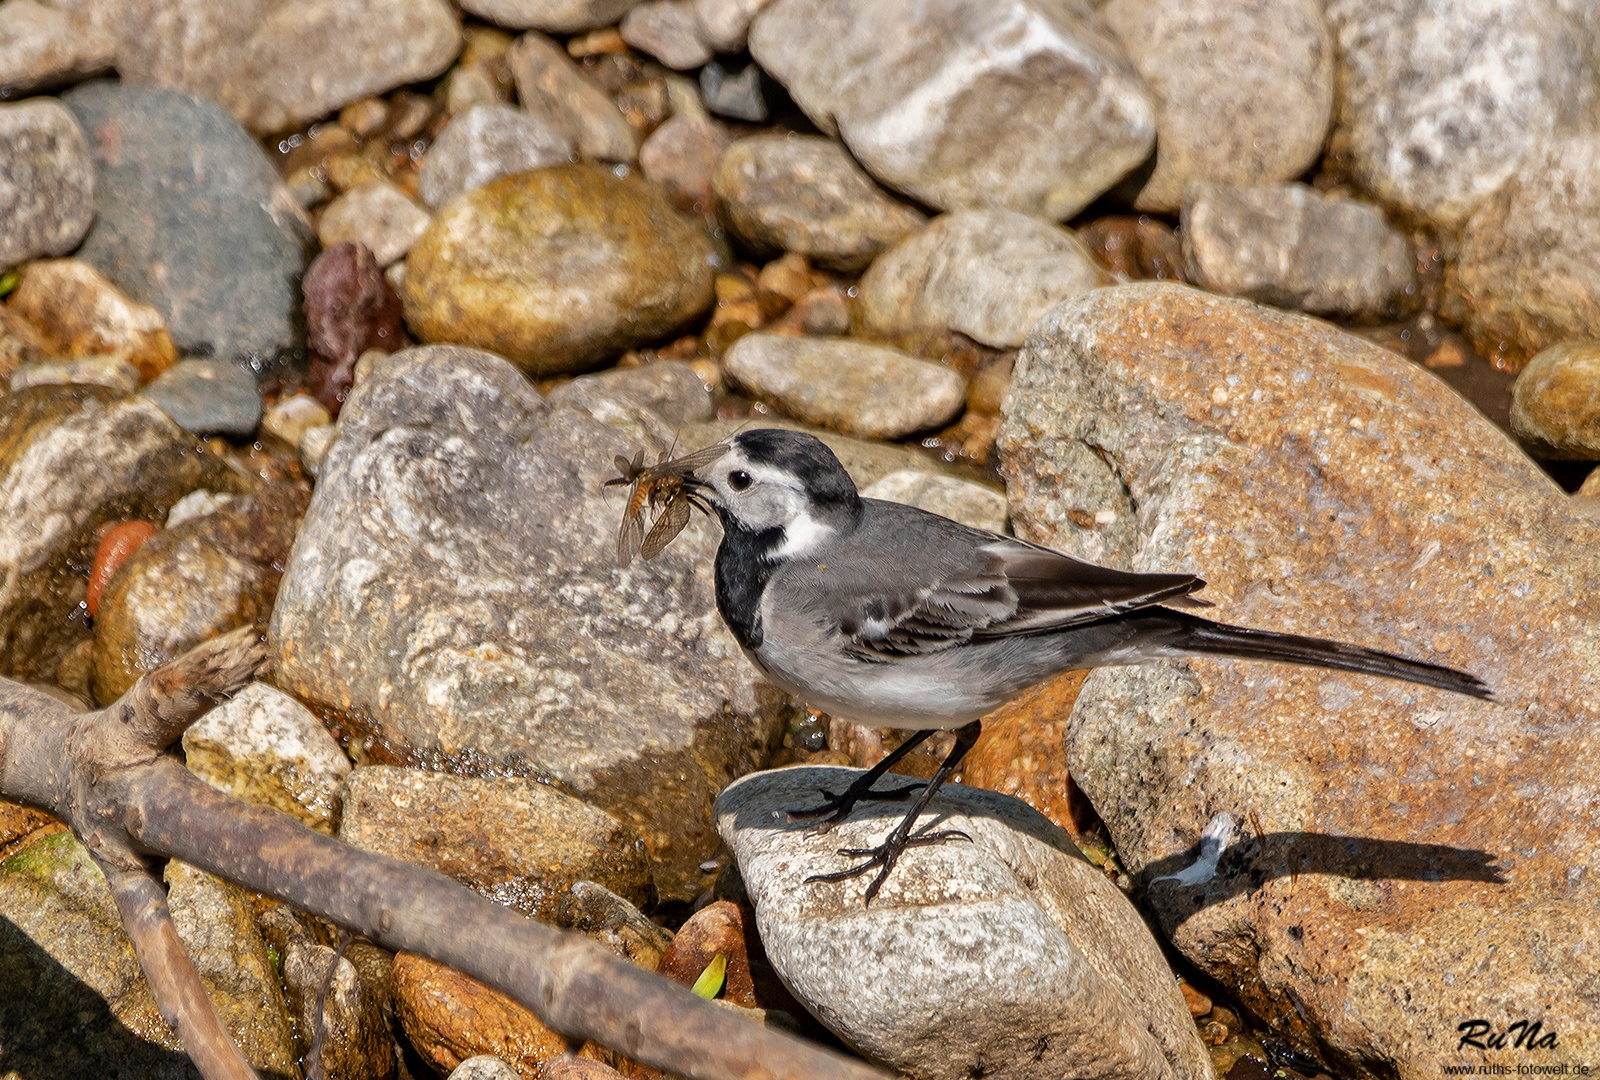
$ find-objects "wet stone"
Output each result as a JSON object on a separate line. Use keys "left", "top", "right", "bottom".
{"left": 269, "top": 345, "right": 780, "bottom": 899}
{"left": 0, "top": 0, "right": 117, "bottom": 95}
{"left": 0, "top": 384, "right": 236, "bottom": 680}
{"left": 723, "top": 332, "right": 966, "bottom": 440}
{"left": 8, "top": 258, "right": 177, "bottom": 382}
{"left": 163, "top": 861, "right": 299, "bottom": 1075}
{"left": 861, "top": 469, "right": 1008, "bottom": 533}
{"left": 261, "top": 393, "right": 333, "bottom": 449}
{"left": 509, "top": 31, "right": 639, "bottom": 163}
{"left": 417, "top": 102, "right": 575, "bottom": 209}
{"left": 141, "top": 358, "right": 263, "bottom": 437}
{"left": 1509, "top": 341, "right": 1600, "bottom": 460}
{"left": 114, "top": 0, "right": 462, "bottom": 134}
{"left": 317, "top": 180, "right": 433, "bottom": 267}
{"left": 401, "top": 165, "right": 715, "bottom": 376}
{"left": 183, "top": 681, "right": 352, "bottom": 832}
{"left": 856, "top": 209, "right": 1112, "bottom": 352}
{"left": 716, "top": 768, "right": 1212, "bottom": 1080}
{"left": 338, "top": 766, "right": 656, "bottom": 919}
{"left": 1102, "top": 0, "right": 1333, "bottom": 213}
{"left": 0, "top": 98, "right": 94, "bottom": 270}
{"left": 257, "top": 903, "right": 396, "bottom": 1080}
{"left": 620, "top": 0, "right": 712, "bottom": 70}
{"left": 91, "top": 484, "right": 307, "bottom": 703}
{"left": 554, "top": 880, "right": 674, "bottom": 971}
{"left": 713, "top": 134, "right": 926, "bottom": 273}
{"left": 1181, "top": 180, "right": 1415, "bottom": 319}
{"left": 64, "top": 81, "right": 311, "bottom": 378}
{"left": 749, "top": 0, "right": 1154, "bottom": 219}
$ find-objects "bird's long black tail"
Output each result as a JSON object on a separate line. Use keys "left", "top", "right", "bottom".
{"left": 1155, "top": 609, "right": 1492, "bottom": 700}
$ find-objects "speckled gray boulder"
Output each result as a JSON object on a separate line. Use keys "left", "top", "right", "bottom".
{"left": 713, "top": 134, "right": 925, "bottom": 272}
{"left": 63, "top": 81, "right": 311, "bottom": 379}
{"left": 0, "top": 98, "right": 94, "bottom": 270}
{"left": 1181, "top": 180, "right": 1414, "bottom": 319}
{"left": 749, "top": 0, "right": 1155, "bottom": 220}
{"left": 269, "top": 345, "right": 781, "bottom": 900}
{"left": 723, "top": 333, "right": 966, "bottom": 439}
{"left": 1323, "top": 0, "right": 1600, "bottom": 229}
{"left": 856, "top": 209, "right": 1112, "bottom": 351}
{"left": 716, "top": 767, "right": 1212, "bottom": 1080}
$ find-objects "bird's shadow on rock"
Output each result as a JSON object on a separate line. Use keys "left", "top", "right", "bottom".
{"left": 1136, "top": 828, "right": 1506, "bottom": 921}
{"left": 722, "top": 767, "right": 1506, "bottom": 917}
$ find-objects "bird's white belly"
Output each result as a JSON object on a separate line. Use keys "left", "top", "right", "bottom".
{"left": 741, "top": 640, "right": 998, "bottom": 729}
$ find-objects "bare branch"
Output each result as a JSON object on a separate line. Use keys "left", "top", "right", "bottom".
{"left": 101, "top": 860, "right": 261, "bottom": 1080}
{"left": 115, "top": 761, "right": 889, "bottom": 1080}
{"left": 115, "top": 625, "right": 270, "bottom": 751}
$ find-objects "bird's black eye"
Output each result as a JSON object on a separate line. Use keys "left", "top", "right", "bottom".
{"left": 727, "top": 470, "right": 752, "bottom": 491}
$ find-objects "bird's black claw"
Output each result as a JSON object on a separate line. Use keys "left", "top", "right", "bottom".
{"left": 784, "top": 780, "right": 926, "bottom": 833}
{"left": 804, "top": 824, "right": 972, "bottom": 906}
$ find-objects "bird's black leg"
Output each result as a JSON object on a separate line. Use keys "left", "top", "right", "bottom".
{"left": 786, "top": 728, "right": 937, "bottom": 833}
{"left": 806, "top": 719, "right": 983, "bottom": 906}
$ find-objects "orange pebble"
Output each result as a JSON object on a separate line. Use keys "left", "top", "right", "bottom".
{"left": 86, "top": 521, "right": 157, "bottom": 618}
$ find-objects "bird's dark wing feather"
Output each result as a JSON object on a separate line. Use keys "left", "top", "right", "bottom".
{"left": 824, "top": 500, "right": 1205, "bottom": 660}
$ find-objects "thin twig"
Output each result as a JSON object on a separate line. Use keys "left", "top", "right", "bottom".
{"left": 101, "top": 861, "right": 261, "bottom": 1080}
{"left": 305, "top": 928, "right": 352, "bottom": 1080}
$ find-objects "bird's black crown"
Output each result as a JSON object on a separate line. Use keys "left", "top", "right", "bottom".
{"left": 733, "top": 429, "right": 860, "bottom": 509}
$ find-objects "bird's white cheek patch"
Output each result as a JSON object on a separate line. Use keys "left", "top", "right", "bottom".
{"left": 774, "top": 511, "right": 834, "bottom": 559}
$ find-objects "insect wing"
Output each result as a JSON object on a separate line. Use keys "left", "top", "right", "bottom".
{"left": 641, "top": 492, "right": 693, "bottom": 560}
{"left": 643, "top": 442, "right": 730, "bottom": 481}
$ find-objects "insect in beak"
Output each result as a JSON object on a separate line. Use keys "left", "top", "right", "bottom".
{"left": 605, "top": 442, "right": 729, "bottom": 567}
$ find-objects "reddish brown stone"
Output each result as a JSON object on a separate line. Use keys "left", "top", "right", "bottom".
{"left": 304, "top": 241, "right": 406, "bottom": 414}
{"left": 961, "top": 669, "right": 1093, "bottom": 837}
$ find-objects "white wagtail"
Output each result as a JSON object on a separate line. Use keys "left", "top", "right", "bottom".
{"left": 636, "top": 428, "right": 1490, "bottom": 903}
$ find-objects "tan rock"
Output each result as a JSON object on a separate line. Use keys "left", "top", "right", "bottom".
{"left": 723, "top": 333, "right": 966, "bottom": 440}
{"left": 0, "top": 0, "right": 117, "bottom": 95}
{"left": 401, "top": 165, "right": 714, "bottom": 375}
{"left": 713, "top": 135, "right": 926, "bottom": 273}
{"left": 11, "top": 355, "right": 142, "bottom": 393}
{"left": 1001, "top": 281, "right": 1600, "bottom": 1079}
{"left": 9, "top": 259, "right": 177, "bottom": 382}
{"left": 316, "top": 180, "right": 433, "bottom": 267}
{"left": 338, "top": 767, "right": 656, "bottom": 919}
{"left": 260, "top": 392, "right": 334, "bottom": 449}
{"left": 959, "top": 670, "right": 1090, "bottom": 837}
{"left": 508, "top": 31, "right": 638, "bottom": 163}
{"left": 1509, "top": 341, "right": 1600, "bottom": 459}
{"left": 392, "top": 951, "right": 569, "bottom": 1078}
{"left": 91, "top": 484, "right": 308, "bottom": 703}
{"left": 1448, "top": 134, "right": 1600, "bottom": 367}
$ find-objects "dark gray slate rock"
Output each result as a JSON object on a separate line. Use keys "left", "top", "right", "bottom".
{"left": 141, "top": 359, "right": 264, "bottom": 437}
{"left": 269, "top": 345, "right": 782, "bottom": 900}
{"left": 0, "top": 97, "right": 94, "bottom": 270}
{"left": 62, "top": 81, "right": 311, "bottom": 381}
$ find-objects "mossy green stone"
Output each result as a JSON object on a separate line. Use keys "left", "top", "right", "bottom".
{"left": 401, "top": 163, "right": 716, "bottom": 375}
